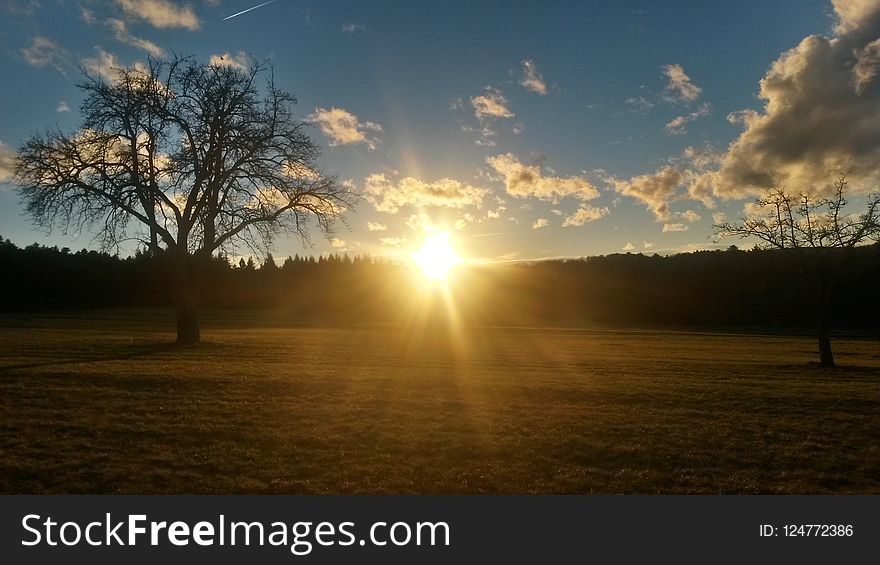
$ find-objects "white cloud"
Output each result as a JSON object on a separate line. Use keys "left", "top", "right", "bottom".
{"left": 643, "top": 241, "right": 655, "bottom": 249}
{"left": 107, "top": 18, "right": 165, "bottom": 57}
{"left": 364, "top": 173, "right": 488, "bottom": 214}
{"left": 663, "top": 64, "right": 702, "bottom": 102}
{"left": 664, "top": 103, "right": 711, "bottom": 135}
{"left": 521, "top": 59, "right": 548, "bottom": 95}
{"left": 21, "top": 36, "right": 68, "bottom": 74}
{"left": 56, "top": 101, "right": 70, "bottom": 113}
{"left": 116, "top": 0, "right": 200, "bottom": 30}
{"left": 562, "top": 205, "right": 609, "bottom": 227}
{"left": 455, "top": 87, "right": 516, "bottom": 145}
{"left": 532, "top": 218, "right": 549, "bottom": 229}
{"left": 623, "top": 242, "right": 636, "bottom": 251}
{"left": 706, "top": 0, "right": 880, "bottom": 198}
{"left": 380, "top": 236, "right": 408, "bottom": 247}
{"left": 683, "top": 145, "right": 722, "bottom": 169}
{"left": 678, "top": 209, "right": 702, "bottom": 223}
{"left": 330, "top": 238, "right": 347, "bottom": 249}
{"left": 366, "top": 221, "right": 387, "bottom": 231}
{"left": 342, "top": 22, "right": 365, "bottom": 33}
{"left": 405, "top": 212, "right": 435, "bottom": 232}
{"left": 80, "top": 7, "right": 97, "bottom": 24}
{"left": 662, "top": 223, "right": 689, "bottom": 233}
{"left": 487, "top": 153, "right": 600, "bottom": 201}
{"left": 471, "top": 88, "right": 514, "bottom": 119}
{"left": 81, "top": 47, "right": 132, "bottom": 82}
{"left": 209, "top": 51, "right": 249, "bottom": 71}
{"left": 308, "top": 107, "right": 382, "bottom": 150}
{"left": 712, "top": 212, "right": 727, "bottom": 225}
{"left": 0, "top": 140, "right": 16, "bottom": 182}
{"left": 626, "top": 96, "right": 655, "bottom": 113}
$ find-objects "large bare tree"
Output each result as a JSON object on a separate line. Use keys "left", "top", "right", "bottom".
{"left": 714, "top": 176, "right": 880, "bottom": 366}
{"left": 15, "top": 56, "right": 353, "bottom": 344}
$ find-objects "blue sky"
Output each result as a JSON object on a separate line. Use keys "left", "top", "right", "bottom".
{"left": 3, "top": 0, "right": 878, "bottom": 262}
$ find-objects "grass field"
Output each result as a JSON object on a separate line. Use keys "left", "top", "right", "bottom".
{"left": 1, "top": 310, "right": 878, "bottom": 494}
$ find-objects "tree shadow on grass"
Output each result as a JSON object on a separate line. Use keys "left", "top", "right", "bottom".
{"left": 0, "top": 340, "right": 222, "bottom": 374}
{"left": 802, "top": 362, "right": 880, "bottom": 377}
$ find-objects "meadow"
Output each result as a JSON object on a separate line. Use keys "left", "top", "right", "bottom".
{"left": 1, "top": 310, "right": 878, "bottom": 494}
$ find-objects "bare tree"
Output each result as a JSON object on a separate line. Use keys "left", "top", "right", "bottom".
{"left": 15, "top": 56, "right": 354, "bottom": 344}
{"left": 714, "top": 175, "right": 880, "bottom": 366}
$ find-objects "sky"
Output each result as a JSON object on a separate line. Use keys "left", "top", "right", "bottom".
{"left": 1, "top": 0, "right": 879, "bottom": 262}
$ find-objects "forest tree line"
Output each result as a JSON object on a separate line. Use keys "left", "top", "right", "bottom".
{"left": 1, "top": 236, "right": 878, "bottom": 330}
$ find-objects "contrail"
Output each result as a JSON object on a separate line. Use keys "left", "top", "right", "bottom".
{"left": 222, "top": 0, "right": 278, "bottom": 21}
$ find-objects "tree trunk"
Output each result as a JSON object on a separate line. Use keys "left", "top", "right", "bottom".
{"left": 175, "top": 286, "right": 200, "bottom": 345}
{"left": 816, "top": 252, "right": 835, "bottom": 368}
{"left": 173, "top": 253, "right": 202, "bottom": 345}
{"left": 817, "top": 321, "right": 834, "bottom": 368}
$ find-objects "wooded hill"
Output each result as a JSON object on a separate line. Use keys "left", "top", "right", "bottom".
{"left": 1, "top": 236, "right": 877, "bottom": 330}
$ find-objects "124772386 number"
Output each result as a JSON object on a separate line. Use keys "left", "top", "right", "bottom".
{"left": 783, "top": 525, "right": 853, "bottom": 537}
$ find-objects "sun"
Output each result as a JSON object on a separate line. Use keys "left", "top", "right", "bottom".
{"left": 412, "top": 232, "right": 462, "bottom": 282}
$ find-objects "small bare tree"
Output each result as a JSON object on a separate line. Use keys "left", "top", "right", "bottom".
{"left": 15, "top": 56, "right": 354, "bottom": 344}
{"left": 714, "top": 175, "right": 880, "bottom": 366}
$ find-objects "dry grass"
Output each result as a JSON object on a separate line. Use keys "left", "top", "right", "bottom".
{"left": 1, "top": 310, "right": 878, "bottom": 494}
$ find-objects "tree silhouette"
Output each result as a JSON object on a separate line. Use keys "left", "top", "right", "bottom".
{"left": 713, "top": 176, "right": 880, "bottom": 366}
{"left": 15, "top": 55, "right": 352, "bottom": 344}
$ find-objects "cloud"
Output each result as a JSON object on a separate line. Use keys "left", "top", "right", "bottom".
{"left": 380, "top": 236, "right": 408, "bottom": 247}
{"left": 643, "top": 241, "right": 655, "bottom": 249}
{"left": 663, "top": 64, "right": 702, "bottom": 102}
{"left": 832, "top": 0, "right": 880, "bottom": 32}
{"left": 678, "top": 209, "right": 702, "bottom": 223}
{"left": 209, "top": 51, "right": 249, "bottom": 71}
{"left": 81, "top": 7, "right": 97, "bottom": 24}
{"left": 521, "top": 59, "right": 548, "bottom": 94}
{"left": 853, "top": 38, "right": 880, "bottom": 93}
{"left": 712, "top": 212, "right": 727, "bottom": 225}
{"left": 626, "top": 96, "right": 655, "bottom": 113}
{"left": 364, "top": 173, "right": 488, "bottom": 214}
{"left": 662, "top": 223, "right": 689, "bottom": 233}
{"left": 1, "top": 1, "right": 40, "bottom": 15}
{"left": 366, "top": 221, "right": 387, "bottom": 231}
{"left": 563, "top": 205, "right": 609, "bottom": 226}
{"left": 21, "top": 36, "right": 68, "bottom": 74}
{"left": 623, "top": 242, "right": 636, "bottom": 251}
{"left": 56, "top": 101, "right": 70, "bottom": 113}
{"left": 683, "top": 145, "right": 722, "bottom": 169}
{"left": 487, "top": 153, "right": 600, "bottom": 201}
{"left": 612, "top": 144, "right": 722, "bottom": 218}
{"left": 107, "top": 18, "right": 165, "bottom": 57}
{"left": 405, "top": 212, "right": 435, "bottom": 232}
{"left": 342, "top": 22, "right": 365, "bottom": 33}
{"left": 0, "top": 140, "right": 16, "bottom": 182}
{"left": 116, "top": 0, "right": 199, "bottom": 30}
{"left": 81, "top": 47, "right": 132, "bottom": 82}
{"left": 486, "top": 207, "right": 503, "bottom": 219}
{"left": 308, "top": 107, "right": 382, "bottom": 150}
{"left": 454, "top": 87, "right": 516, "bottom": 145}
{"left": 611, "top": 166, "right": 683, "bottom": 220}
{"left": 532, "top": 218, "right": 549, "bottom": 229}
{"left": 664, "top": 103, "right": 711, "bottom": 135}
{"left": 330, "top": 238, "right": 347, "bottom": 249}
{"left": 706, "top": 0, "right": 880, "bottom": 198}
{"left": 471, "top": 88, "right": 514, "bottom": 119}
